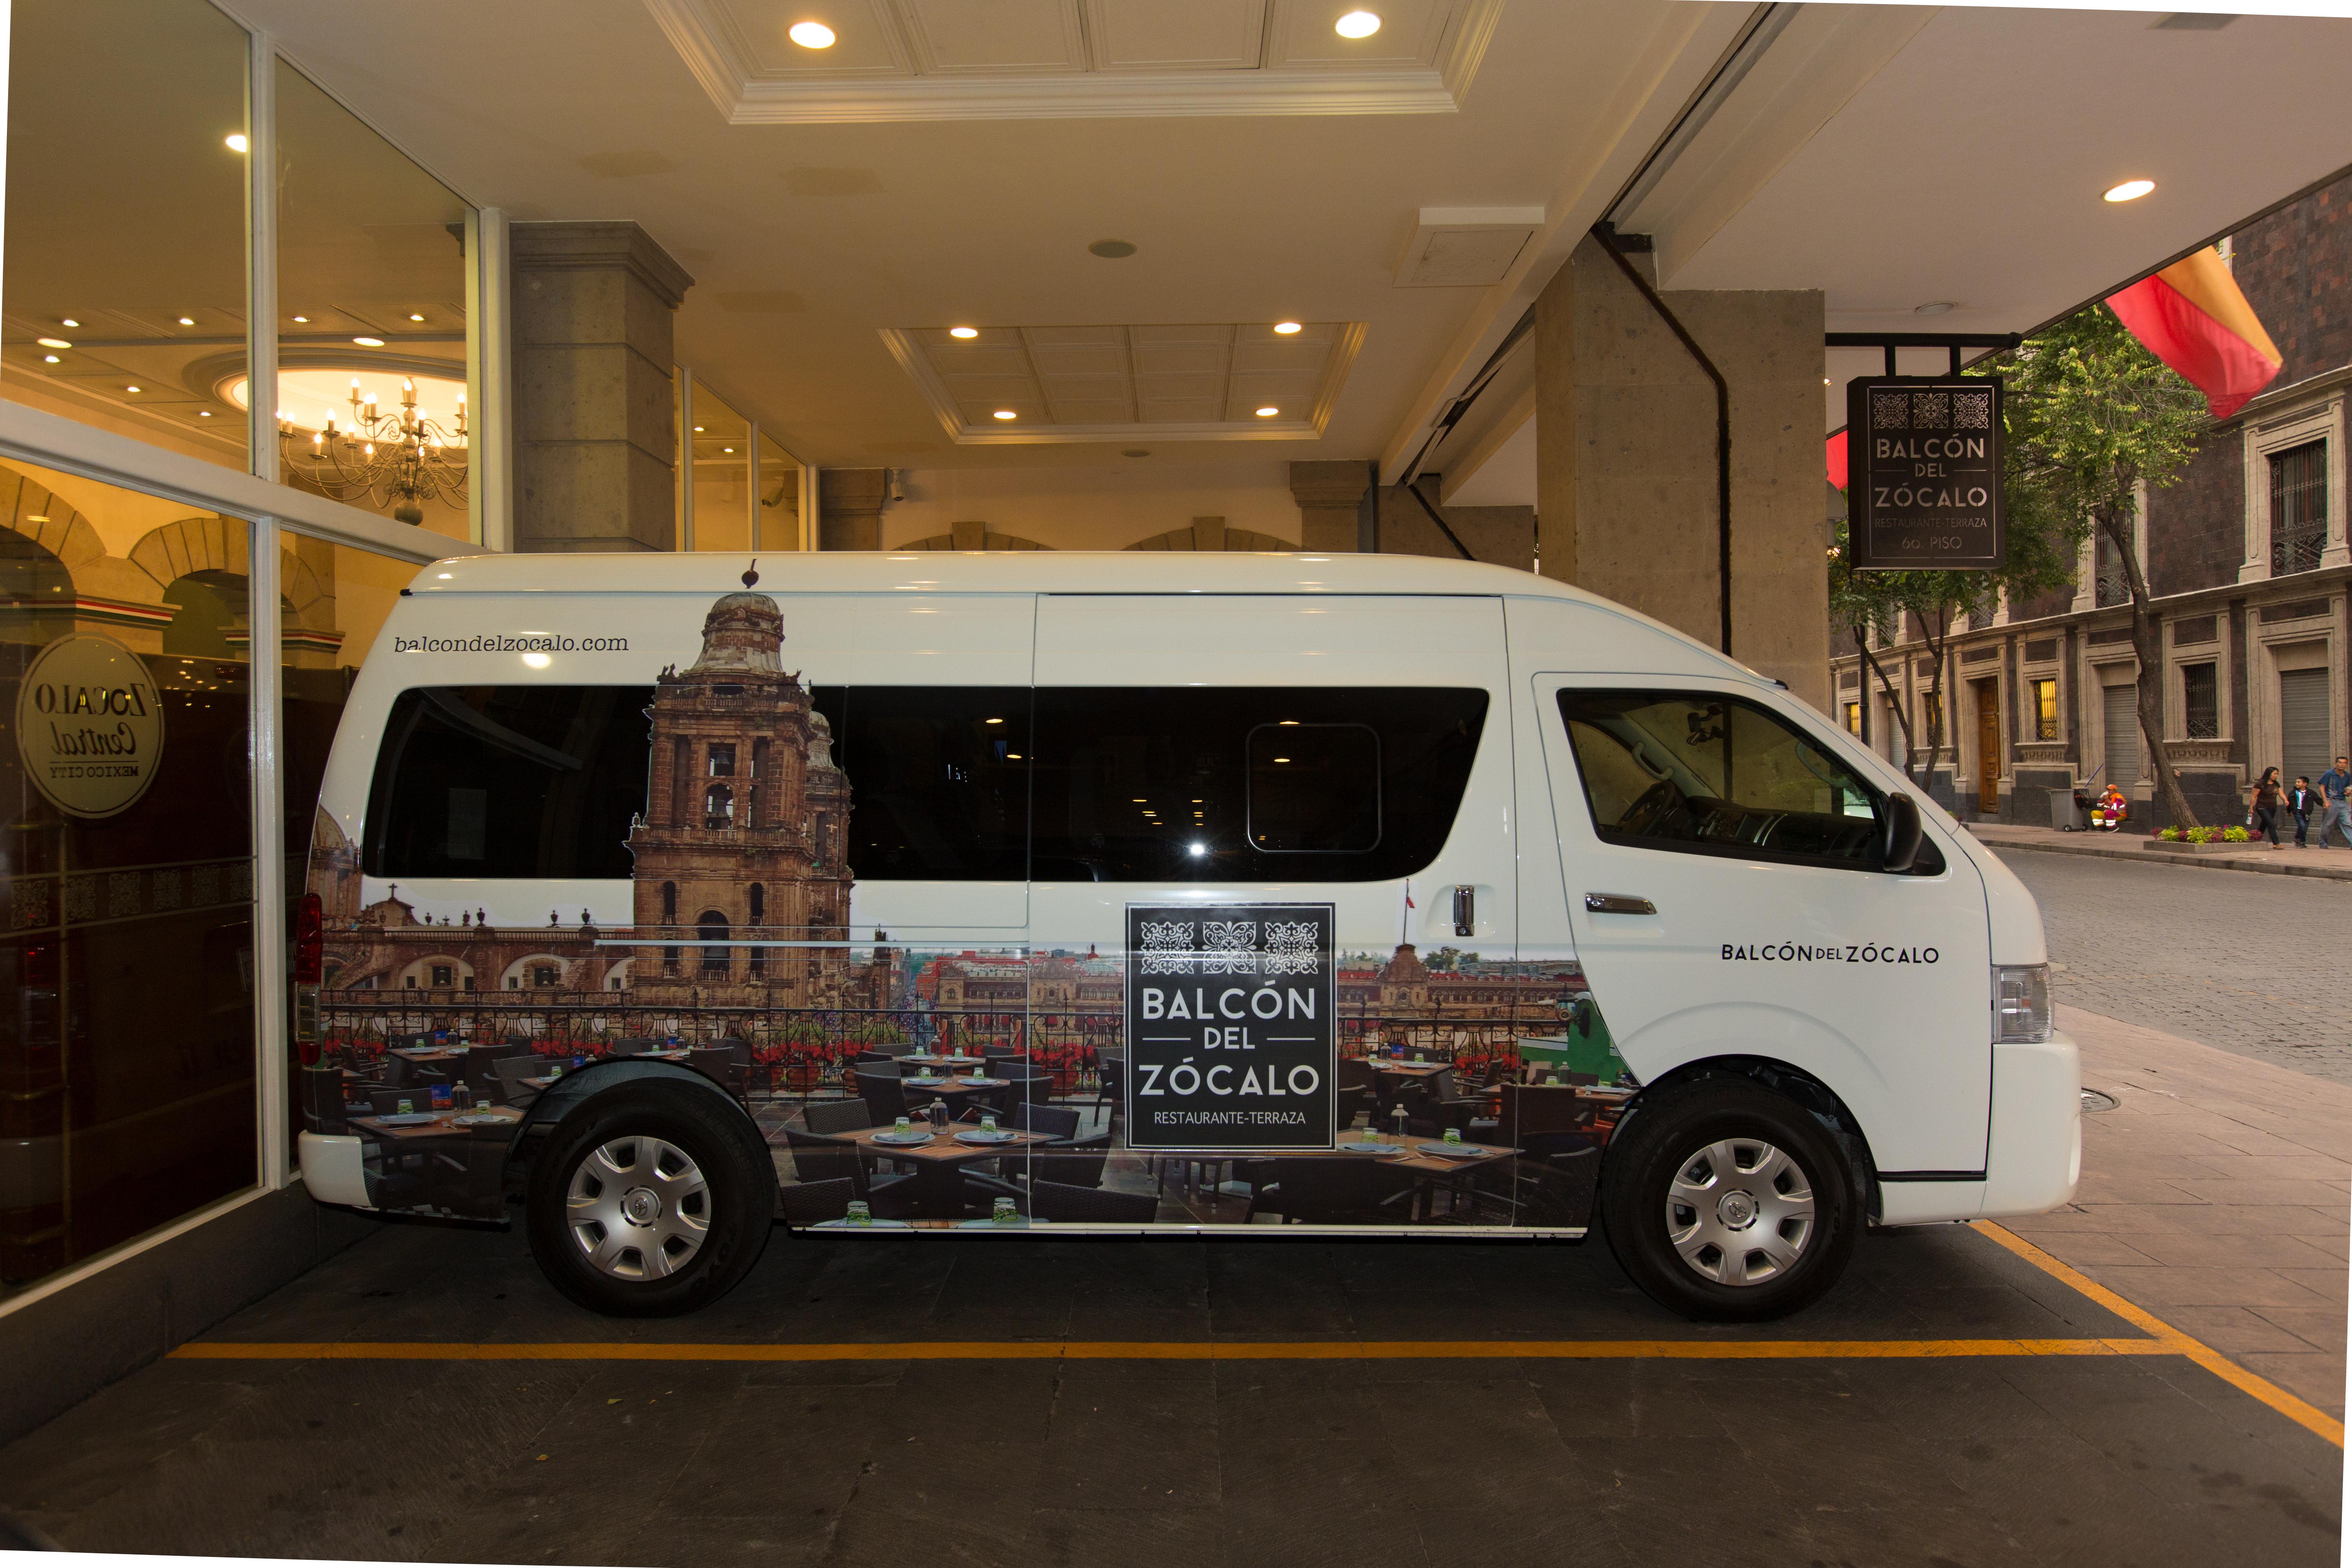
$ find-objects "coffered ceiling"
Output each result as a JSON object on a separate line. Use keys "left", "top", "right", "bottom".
{"left": 880, "top": 321, "right": 1362, "bottom": 441}
{"left": 646, "top": 0, "right": 1503, "bottom": 120}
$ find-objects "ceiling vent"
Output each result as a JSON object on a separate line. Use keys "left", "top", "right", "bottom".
{"left": 1395, "top": 206, "right": 1544, "bottom": 288}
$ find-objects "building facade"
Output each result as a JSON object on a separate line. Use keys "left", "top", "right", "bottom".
{"left": 1834, "top": 175, "right": 2352, "bottom": 831}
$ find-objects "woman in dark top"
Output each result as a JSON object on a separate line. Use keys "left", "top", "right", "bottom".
{"left": 2252, "top": 766, "right": 2286, "bottom": 849}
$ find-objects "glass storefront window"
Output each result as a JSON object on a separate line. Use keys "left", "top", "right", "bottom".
{"left": 0, "top": 460, "right": 257, "bottom": 1293}
{"left": 2, "top": 0, "right": 252, "bottom": 471}
{"left": 758, "top": 429, "right": 802, "bottom": 550}
{"left": 689, "top": 386, "right": 750, "bottom": 552}
{"left": 269, "top": 61, "right": 474, "bottom": 543}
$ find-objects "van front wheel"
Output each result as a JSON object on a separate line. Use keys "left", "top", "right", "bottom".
{"left": 1601, "top": 1079, "right": 1859, "bottom": 1322}
{"left": 526, "top": 1082, "right": 774, "bottom": 1316}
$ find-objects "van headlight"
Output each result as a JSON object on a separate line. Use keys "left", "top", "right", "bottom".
{"left": 1993, "top": 964, "right": 2052, "bottom": 1044}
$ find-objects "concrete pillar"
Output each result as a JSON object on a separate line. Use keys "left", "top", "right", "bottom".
{"left": 1290, "top": 461, "right": 1372, "bottom": 552}
{"left": 817, "top": 469, "right": 889, "bottom": 550}
{"left": 1535, "top": 234, "right": 1829, "bottom": 708}
{"left": 510, "top": 221, "right": 694, "bottom": 554}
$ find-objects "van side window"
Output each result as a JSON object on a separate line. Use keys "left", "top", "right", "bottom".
{"left": 1556, "top": 689, "right": 1942, "bottom": 873}
{"left": 1031, "top": 688, "right": 1486, "bottom": 882}
{"left": 364, "top": 686, "right": 652, "bottom": 878}
{"left": 811, "top": 686, "right": 1028, "bottom": 882}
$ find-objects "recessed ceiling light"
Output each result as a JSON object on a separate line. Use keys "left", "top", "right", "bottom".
{"left": 37, "top": 338, "right": 69, "bottom": 349}
{"left": 1255, "top": 406, "right": 1280, "bottom": 417}
{"left": 224, "top": 133, "right": 248, "bottom": 153}
{"left": 353, "top": 336, "right": 385, "bottom": 346}
{"left": 1088, "top": 239, "right": 1137, "bottom": 259}
{"left": 1913, "top": 302, "right": 1955, "bottom": 316}
{"left": 292, "top": 315, "right": 308, "bottom": 323}
{"left": 693, "top": 425, "right": 705, "bottom": 432}
{"left": 1273, "top": 321, "right": 1302, "bottom": 334}
{"left": 198, "top": 410, "right": 212, "bottom": 417}
{"left": 723, "top": 447, "right": 735, "bottom": 453}
{"left": 177, "top": 316, "right": 194, "bottom": 326}
{"left": 949, "top": 326, "right": 978, "bottom": 339}
{"left": 408, "top": 313, "right": 425, "bottom": 322}
{"left": 992, "top": 409, "right": 1017, "bottom": 420}
{"left": 1335, "top": 9, "right": 1381, "bottom": 38}
{"left": 2104, "top": 179, "right": 2156, "bottom": 203}
{"left": 788, "top": 20, "right": 835, "bottom": 48}
{"left": 60, "top": 318, "right": 78, "bottom": 328}
{"left": 126, "top": 385, "right": 140, "bottom": 393}
{"left": 41, "top": 355, "right": 58, "bottom": 364}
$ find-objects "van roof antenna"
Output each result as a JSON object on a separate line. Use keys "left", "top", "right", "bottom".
{"left": 742, "top": 560, "right": 759, "bottom": 588}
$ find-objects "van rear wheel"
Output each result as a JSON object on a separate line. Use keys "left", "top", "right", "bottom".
{"left": 526, "top": 1081, "right": 774, "bottom": 1317}
{"left": 1601, "top": 1078, "right": 1859, "bottom": 1322}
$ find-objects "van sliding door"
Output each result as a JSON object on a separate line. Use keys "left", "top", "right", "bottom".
{"left": 1023, "top": 595, "right": 1567, "bottom": 1233}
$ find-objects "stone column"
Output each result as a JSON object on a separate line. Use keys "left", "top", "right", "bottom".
{"left": 1535, "top": 234, "right": 1829, "bottom": 708}
{"left": 817, "top": 468, "right": 889, "bottom": 550}
{"left": 1290, "top": 461, "right": 1372, "bottom": 552}
{"left": 510, "top": 222, "right": 694, "bottom": 553}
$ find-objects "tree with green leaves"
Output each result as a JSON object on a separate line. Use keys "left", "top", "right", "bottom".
{"left": 1982, "top": 306, "right": 2209, "bottom": 829}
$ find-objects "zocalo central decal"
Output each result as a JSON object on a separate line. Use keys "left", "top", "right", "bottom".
{"left": 1125, "top": 903, "right": 1337, "bottom": 1152}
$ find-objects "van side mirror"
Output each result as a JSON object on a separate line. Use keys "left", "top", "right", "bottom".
{"left": 1879, "top": 792, "right": 1924, "bottom": 873}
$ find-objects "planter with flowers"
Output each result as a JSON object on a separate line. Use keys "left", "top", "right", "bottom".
{"left": 2146, "top": 824, "right": 2257, "bottom": 853}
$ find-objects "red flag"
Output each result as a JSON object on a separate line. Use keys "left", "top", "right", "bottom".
{"left": 2106, "top": 247, "right": 2282, "bottom": 420}
{"left": 1826, "top": 428, "right": 1849, "bottom": 490}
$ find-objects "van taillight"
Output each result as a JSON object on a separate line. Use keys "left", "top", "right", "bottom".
{"left": 294, "top": 892, "right": 323, "bottom": 984}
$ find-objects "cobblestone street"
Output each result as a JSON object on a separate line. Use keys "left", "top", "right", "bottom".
{"left": 2002, "top": 849, "right": 2352, "bottom": 1083}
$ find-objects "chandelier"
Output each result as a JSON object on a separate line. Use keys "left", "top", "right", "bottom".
{"left": 278, "top": 376, "right": 468, "bottom": 525}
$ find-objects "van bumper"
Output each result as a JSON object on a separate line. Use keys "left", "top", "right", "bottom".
{"left": 298, "top": 1131, "right": 376, "bottom": 1209}
{"left": 1875, "top": 1032, "right": 2080, "bottom": 1225}
{"left": 1981, "top": 1031, "right": 2082, "bottom": 1217}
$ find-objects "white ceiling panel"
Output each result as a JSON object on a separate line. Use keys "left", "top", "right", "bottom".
{"left": 1087, "top": 0, "right": 1266, "bottom": 71}
{"left": 901, "top": 0, "right": 1086, "bottom": 74}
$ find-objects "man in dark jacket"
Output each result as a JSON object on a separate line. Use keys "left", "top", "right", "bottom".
{"left": 2289, "top": 775, "right": 2320, "bottom": 848}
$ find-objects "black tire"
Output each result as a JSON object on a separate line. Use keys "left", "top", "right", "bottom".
{"left": 526, "top": 1080, "right": 775, "bottom": 1317}
{"left": 1600, "top": 1077, "right": 1860, "bottom": 1322}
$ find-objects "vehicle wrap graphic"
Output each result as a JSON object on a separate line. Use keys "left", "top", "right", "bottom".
{"left": 300, "top": 590, "right": 1630, "bottom": 1230}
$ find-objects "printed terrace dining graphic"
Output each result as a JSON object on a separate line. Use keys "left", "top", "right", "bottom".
{"left": 303, "top": 588, "right": 1632, "bottom": 1228}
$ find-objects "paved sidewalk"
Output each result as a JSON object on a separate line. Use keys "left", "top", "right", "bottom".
{"left": 2011, "top": 1004, "right": 2352, "bottom": 1417}
{"left": 1970, "top": 820, "right": 2352, "bottom": 882}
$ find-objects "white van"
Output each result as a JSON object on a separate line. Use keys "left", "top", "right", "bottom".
{"left": 292, "top": 551, "right": 2078, "bottom": 1322}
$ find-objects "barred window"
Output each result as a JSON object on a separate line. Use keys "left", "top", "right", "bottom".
{"left": 2032, "top": 679, "right": 2059, "bottom": 742}
{"left": 2271, "top": 440, "right": 2327, "bottom": 577}
{"left": 2182, "top": 663, "right": 2220, "bottom": 740}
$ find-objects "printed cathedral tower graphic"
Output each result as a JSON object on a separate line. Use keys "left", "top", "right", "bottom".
{"left": 627, "top": 589, "right": 856, "bottom": 1004}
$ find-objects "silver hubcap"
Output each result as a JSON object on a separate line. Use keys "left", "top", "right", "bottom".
{"left": 1665, "top": 1136, "right": 1815, "bottom": 1287}
{"left": 567, "top": 1136, "right": 710, "bottom": 1281}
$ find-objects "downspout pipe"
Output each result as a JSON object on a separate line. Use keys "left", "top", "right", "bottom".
{"left": 1590, "top": 224, "right": 1733, "bottom": 657}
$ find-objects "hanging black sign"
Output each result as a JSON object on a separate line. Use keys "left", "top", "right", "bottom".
{"left": 1846, "top": 376, "right": 2005, "bottom": 570}
{"left": 1123, "top": 903, "right": 1336, "bottom": 1152}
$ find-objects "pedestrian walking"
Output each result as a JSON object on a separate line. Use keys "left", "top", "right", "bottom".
{"left": 2290, "top": 774, "right": 2319, "bottom": 847}
{"left": 2316, "top": 755, "right": 2352, "bottom": 849}
{"left": 2250, "top": 766, "right": 2286, "bottom": 849}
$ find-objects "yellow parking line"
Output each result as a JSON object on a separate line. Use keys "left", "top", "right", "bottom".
{"left": 1976, "top": 1221, "right": 2345, "bottom": 1450}
{"left": 173, "top": 1335, "right": 2168, "bottom": 1365}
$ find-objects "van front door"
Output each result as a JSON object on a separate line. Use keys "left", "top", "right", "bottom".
{"left": 1531, "top": 677, "right": 1993, "bottom": 1177}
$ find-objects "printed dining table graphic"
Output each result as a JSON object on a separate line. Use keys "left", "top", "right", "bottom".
{"left": 829, "top": 1122, "right": 1056, "bottom": 1216}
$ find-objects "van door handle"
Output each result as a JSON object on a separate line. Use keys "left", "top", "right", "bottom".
{"left": 1584, "top": 893, "right": 1656, "bottom": 915}
{"left": 1450, "top": 885, "right": 1474, "bottom": 936}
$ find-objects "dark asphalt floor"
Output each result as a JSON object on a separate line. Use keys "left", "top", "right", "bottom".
{"left": 0, "top": 1215, "right": 2339, "bottom": 1568}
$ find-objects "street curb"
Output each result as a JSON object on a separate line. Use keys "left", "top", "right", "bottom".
{"left": 1969, "top": 830, "right": 2352, "bottom": 883}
